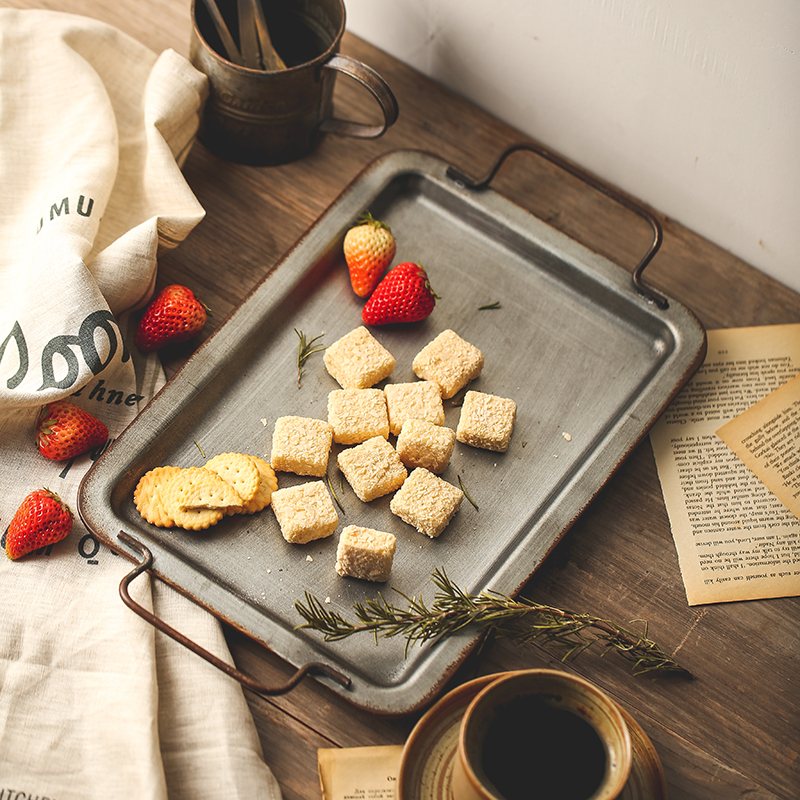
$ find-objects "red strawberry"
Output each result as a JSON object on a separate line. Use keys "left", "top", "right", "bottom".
{"left": 36, "top": 400, "right": 108, "bottom": 461}
{"left": 5, "top": 488, "right": 74, "bottom": 560}
{"left": 134, "top": 284, "right": 207, "bottom": 353}
{"left": 343, "top": 212, "right": 397, "bottom": 297}
{"left": 362, "top": 262, "right": 438, "bottom": 325}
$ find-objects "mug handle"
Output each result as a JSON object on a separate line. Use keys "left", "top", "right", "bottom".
{"left": 319, "top": 54, "right": 399, "bottom": 138}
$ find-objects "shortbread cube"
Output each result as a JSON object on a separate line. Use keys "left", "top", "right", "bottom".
{"left": 384, "top": 381, "right": 445, "bottom": 436}
{"left": 335, "top": 525, "right": 396, "bottom": 582}
{"left": 412, "top": 329, "right": 484, "bottom": 399}
{"left": 327, "top": 388, "right": 390, "bottom": 445}
{"left": 396, "top": 418, "right": 456, "bottom": 474}
{"left": 337, "top": 436, "right": 407, "bottom": 502}
{"left": 271, "top": 481, "right": 338, "bottom": 544}
{"left": 270, "top": 416, "right": 333, "bottom": 477}
{"left": 390, "top": 468, "right": 463, "bottom": 538}
{"left": 456, "top": 391, "right": 517, "bottom": 452}
{"left": 323, "top": 326, "right": 395, "bottom": 389}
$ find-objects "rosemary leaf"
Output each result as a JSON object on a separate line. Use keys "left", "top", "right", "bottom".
{"left": 294, "top": 328, "right": 325, "bottom": 388}
{"left": 294, "top": 568, "right": 690, "bottom": 677}
{"left": 458, "top": 475, "right": 479, "bottom": 510}
{"left": 478, "top": 301, "right": 502, "bottom": 310}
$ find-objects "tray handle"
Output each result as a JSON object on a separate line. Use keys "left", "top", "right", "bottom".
{"left": 117, "top": 531, "right": 352, "bottom": 697}
{"left": 446, "top": 142, "right": 669, "bottom": 309}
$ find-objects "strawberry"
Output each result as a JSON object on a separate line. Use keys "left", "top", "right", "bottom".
{"left": 343, "top": 212, "right": 397, "bottom": 297}
{"left": 5, "top": 488, "right": 74, "bottom": 560}
{"left": 36, "top": 400, "right": 108, "bottom": 461}
{"left": 362, "top": 262, "right": 438, "bottom": 325}
{"left": 134, "top": 284, "right": 207, "bottom": 353}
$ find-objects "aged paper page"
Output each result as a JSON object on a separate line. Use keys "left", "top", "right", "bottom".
{"left": 649, "top": 324, "right": 800, "bottom": 605}
{"left": 318, "top": 745, "right": 403, "bottom": 800}
{"left": 717, "top": 373, "right": 800, "bottom": 521}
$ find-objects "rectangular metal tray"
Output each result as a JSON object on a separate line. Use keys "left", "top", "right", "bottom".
{"left": 79, "top": 149, "right": 706, "bottom": 714}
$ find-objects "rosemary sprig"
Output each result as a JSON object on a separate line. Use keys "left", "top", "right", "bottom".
{"left": 294, "top": 328, "right": 325, "bottom": 388}
{"left": 295, "top": 568, "right": 690, "bottom": 677}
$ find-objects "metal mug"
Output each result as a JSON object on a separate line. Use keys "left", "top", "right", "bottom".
{"left": 189, "top": 0, "right": 399, "bottom": 165}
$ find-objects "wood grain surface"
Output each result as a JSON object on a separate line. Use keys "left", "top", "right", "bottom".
{"left": 7, "top": 2, "right": 798, "bottom": 798}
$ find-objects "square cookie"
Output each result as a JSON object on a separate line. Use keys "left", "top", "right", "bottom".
{"left": 412, "top": 329, "right": 484, "bottom": 399}
{"left": 337, "top": 435, "right": 408, "bottom": 502}
{"left": 456, "top": 391, "right": 517, "bottom": 452}
{"left": 327, "top": 388, "right": 390, "bottom": 445}
{"left": 396, "top": 418, "right": 456, "bottom": 474}
{"left": 270, "top": 415, "right": 333, "bottom": 477}
{"left": 384, "top": 381, "right": 445, "bottom": 436}
{"left": 335, "top": 525, "right": 396, "bottom": 582}
{"left": 323, "top": 326, "right": 395, "bottom": 389}
{"left": 271, "top": 481, "right": 338, "bottom": 544}
{"left": 390, "top": 467, "right": 463, "bottom": 538}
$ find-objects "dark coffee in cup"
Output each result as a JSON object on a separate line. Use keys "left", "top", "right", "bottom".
{"left": 480, "top": 695, "right": 607, "bottom": 800}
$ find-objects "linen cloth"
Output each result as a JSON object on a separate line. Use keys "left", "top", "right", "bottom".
{"left": 0, "top": 10, "right": 281, "bottom": 798}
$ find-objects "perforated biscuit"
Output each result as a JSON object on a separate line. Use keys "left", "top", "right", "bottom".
{"left": 205, "top": 452, "right": 260, "bottom": 502}
{"left": 270, "top": 416, "right": 333, "bottom": 477}
{"left": 323, "top": 326, "right": 395, "bottom": 389}
{"left": 134, "top": 465, "right": 182, "bottom": 527}
{"left": 232, "top": 455, "right": 278, "bottom": 515}
{"left": 412, "top": 329, "right": 484, "bottom": 399}
{"left": 456, "top": 391, "right": 517, "bottom": 453}
{"left": 161, "top": 468, "right": 228, "bottom": 530}
{"left": 390, "top": 467, "right": 463, "bottom": 538}
{"left": 335, "top": 525, "right": 396, "bottom": 582}
{"left": 327, "top": 388, "right": 390, "bottom": 445}
{"left": 271, "top": 481, "right": 339, "bottom": 544}
{"left": 384, "top": 381, "right": 445, "bottom": 436}
{"left": 337, "top": 435, "right": 408, "bottom": 502}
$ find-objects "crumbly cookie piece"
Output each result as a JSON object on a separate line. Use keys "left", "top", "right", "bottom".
{"left": 133, "top": 465, "right": 183, "bottom": 527}
{"left": 327, "top": 388, "right": 390, "bottom": 445}
{"left": 390, "top": 467, "right": 463, "bottom": 538}
{"left": 271, "top": 481, "right": 339, "bottom": 544}
{"left": 411, "top": 329, "right": 484, "bottom": 399}
{"left": 456, "top": 391, "right": 517, "bottom": 453}
{"left": 337, "top": 436, "right": 408, "bottom": 502}
{"left": 335, "top": 525, "right": 396, "bottom": 582}
{"left": 396, "top": 418, "right": 456, "bottom": 474}
{"left": 384, "top": 381, "right": 445, "bottom": 436}
{"left": 205, "top": 452, "right": 260, "bottom": 503}
{"left": 270, "top": 415, "right": 333, "bottom": 477}
{"left": 323, "top": 326, "right": 395, "bottom": 389}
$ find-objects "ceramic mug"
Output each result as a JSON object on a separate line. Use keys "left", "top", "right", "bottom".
{"left": 452, "top": 669, "right": 633, "bottom": 800}
{"left": 189, "top": 0, "right": 399, "bottom": 165}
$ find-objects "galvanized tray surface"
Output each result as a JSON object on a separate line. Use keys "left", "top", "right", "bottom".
{"left": 78, "top": 149, "right": 706, "bottom": 714}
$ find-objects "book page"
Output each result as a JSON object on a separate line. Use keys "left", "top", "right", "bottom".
{"left": 717, "top": 373, "right": 800, "bottom": 521}
{"left": 318, "top": 745, "right": 403, "bottom": 800}
{"left": 649, "top": 324, "right": 800, "bottom": 605}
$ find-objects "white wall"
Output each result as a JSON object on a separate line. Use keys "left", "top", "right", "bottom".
{"left": 346, "top": 0, "right": 800, "bottom": 294}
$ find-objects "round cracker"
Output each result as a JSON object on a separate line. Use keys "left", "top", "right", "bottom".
{"left": 133, "top": 466, "right": 183, "bottom": 527}
{"left": 232, "top": 455, "right": 278, "bottom": 515}
{"left": 205, "top": 452, "right": 260, "bottom": 503}
{"left": 168, "top": 466, "right": 243, "bottom": 511}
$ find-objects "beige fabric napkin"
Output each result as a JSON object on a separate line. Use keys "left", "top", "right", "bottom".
{"left": 0, "top": 9, "right": 281, "bottom": 798}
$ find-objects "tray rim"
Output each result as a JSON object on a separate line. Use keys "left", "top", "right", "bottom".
{"left": 78, "top": 147, "right": 707, "bottom": 715}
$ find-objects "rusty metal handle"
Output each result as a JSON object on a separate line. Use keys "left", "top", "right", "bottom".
{"left": 117, "top": 531, "right": 351, "bottom": 697}
{"left": 446, "top": 142, "right": 669, "bottom": 309}
{"left": 319, "top": 54, "right": 399, "bottom": 139}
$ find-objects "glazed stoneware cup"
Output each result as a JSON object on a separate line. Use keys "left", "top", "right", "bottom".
{"left": 190, "top": 0, "right": 398, "bottom": 165}
{"left": 452, "top": 670, "right": 632, "bottom": 800}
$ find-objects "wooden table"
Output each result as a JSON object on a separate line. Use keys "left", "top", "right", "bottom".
{"left": 13, "top": 2, "right": 799, "bottom": 798}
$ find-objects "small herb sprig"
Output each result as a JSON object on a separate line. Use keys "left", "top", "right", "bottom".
{"left": 295, "top": 568, "right": 690, "bottom": 677}
{"left": 294, "top": 329, "right": 325, "bottom": 388}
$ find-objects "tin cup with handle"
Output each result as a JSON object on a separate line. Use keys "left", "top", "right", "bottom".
{"left": 190, "top": 0, "right": 398, "bottom": 165}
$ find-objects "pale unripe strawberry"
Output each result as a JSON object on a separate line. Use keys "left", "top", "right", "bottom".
{"left": 343, "top": 212, "right": 397, "bottom": 298}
